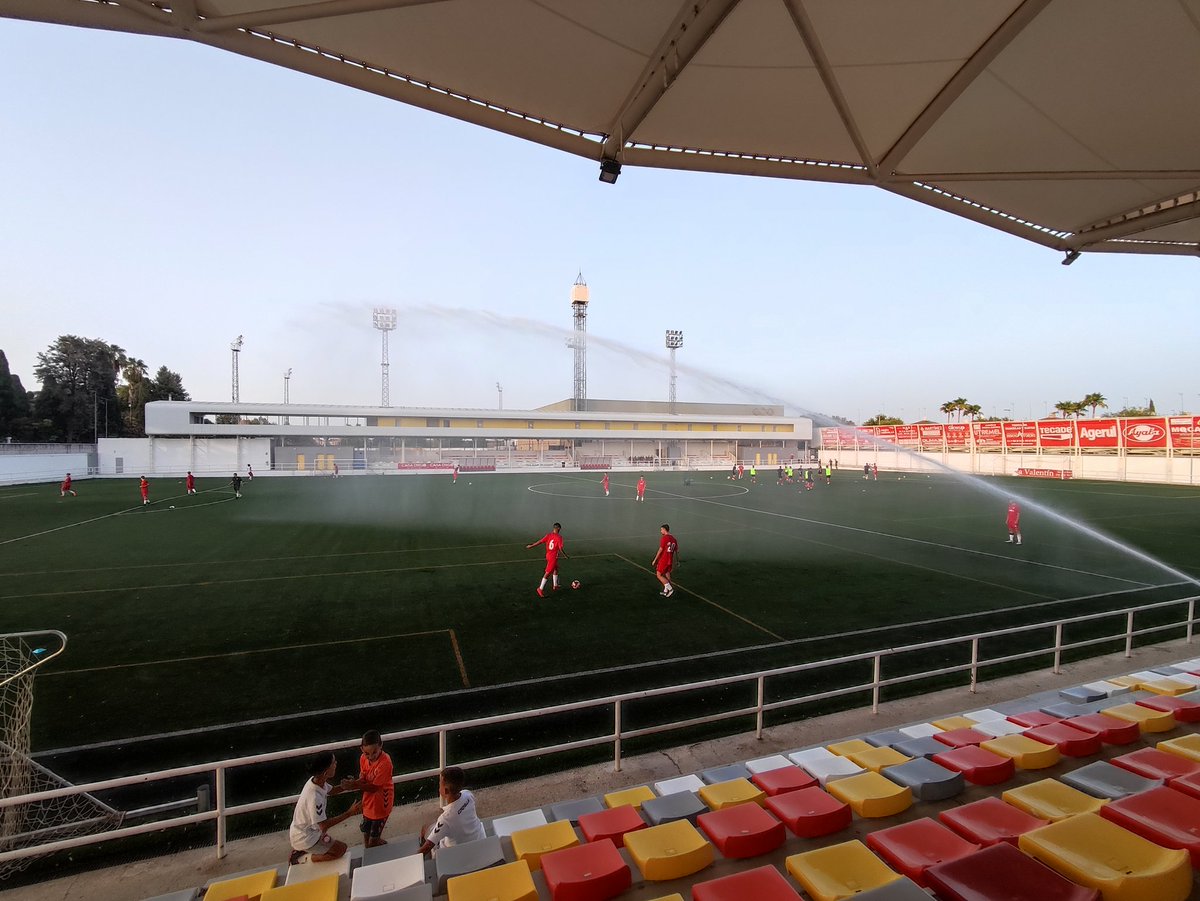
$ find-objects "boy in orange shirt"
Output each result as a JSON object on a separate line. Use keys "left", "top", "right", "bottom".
{"left": 341, "top": 730, "right": 393, "bottom": 848}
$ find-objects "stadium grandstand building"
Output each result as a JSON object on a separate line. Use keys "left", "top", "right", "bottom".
{"left": 126, "top": 399, "right": 813, "bottom": 474}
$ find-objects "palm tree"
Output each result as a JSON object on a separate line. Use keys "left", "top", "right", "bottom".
{"left": 1054, "top": 400, "right": 1076, "bottom": 419}
{"left": 963, "top": 403, "right": 982, "bottom": 421}
{"left": 1081, "top": 392, "right": 1108, "bottom": 418}
{"left": 939, "top": 400, "right": 958, "bottom": 422}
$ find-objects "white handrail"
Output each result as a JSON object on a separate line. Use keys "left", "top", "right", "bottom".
{"left": 0, "top": 596, "right": 1194, "bottom": 864}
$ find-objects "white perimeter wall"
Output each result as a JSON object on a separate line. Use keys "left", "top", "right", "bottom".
{"left": 98, "top": 438, "right": 273, "bottom": 476}
{"left": 0, "top": 453, "right": 92, "bottom": 485}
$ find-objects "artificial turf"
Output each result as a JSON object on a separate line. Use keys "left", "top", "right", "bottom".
{"left": 1, "top": 468, "right": 1198, "bottom": 758}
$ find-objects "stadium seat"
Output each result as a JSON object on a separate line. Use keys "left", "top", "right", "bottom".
{"left": 548, "top": 797, "right": 604, "bottom": 823}
{"left": 1059, "top": 686, "right": 1107, "bottom": 704}
{"left": 979, "top": 735, "right": 1060, "bottom": 769}
{"left": 349, "top": 855, "right": 425, "bottom": 899}
{"left": 787, "top": 748, "right": 864, "bottom": 786}
{"left": 850, "top": 878, "right": 932, "bottom": 900}
{"left": 1112, "top": 747, "right": 1200, "bottom": 783}
{"left": 1167, "top": 769, "right": 1200, "bottom": 800}
{"left": 1157, "top": 734, "right": 1200, "bottom": 761}
{"left": 641, "top": 790, "right": 707, "bottom": 826}
{"left": 1100, "top": 703, "right": 1177, "bottom": 733}
{"left": 490, "top": 809, "right": 548, "bottom": 838}
{"left": 844, "top": 746, "right": 910, "bottom": 773}
{"left": 924, "top": 841, "right": 1101, "bottom": 901}
{"left": 696, "top": 802, "right": 785, "bottom": 858}
{"left": 932, "top": 716, "right": 978, "bottom": 731}
{"left": 509, "top": 819, "right": 579, "bottom": 871}
{"left": 1007, "top": 710, "right": 1062, "bottom": 728}
{"left": 1019, "top": 813, "right": 1192, "bottom": 901}
{"left": 260, "top": 875, "right": 339, "bottom": 901}
{"left": 785, "top": 840, "right": 903, "bottom": 901}
{"left": 144, "top": 891, "right": 199, "bottom": 901}
{"left": 932, "top": 745, "right": 1015, "bottom": 785}
{"left": 881, "top": 757, "right": 964, "bottom": 802}
{"left": 1100, "top": 786, "right": 1200, "bottom": 868}
{"left": 1136, "top": 695, "right": 1200, "bottom": 722}
{"left": 622, "top": 819, "right": 714, "bottom": 881}
{"left": 1140, "top": 678, "right": 1194, "bottom": 696}
{"left": 1041, "top": 701, "right": 1100, "bottom": 719}
{"left": 972, "top": 719, "right": 1025, "bottom": 738}
{"left": 700, "top": 763, "right": 750, "bottom": 784}
{"left": 1080, "top": 680, "right": 1132, "bottom": 698}
{"left": 602, "top": 786, "right": 654, "bottom": 810}
{"left": 577, "top": 805, "right": 646, "bottom": 847}
{"left": 539, "top": 838, "right": 631, "bottom": 901}
{"left": 764, "top": 786, "right": 851, "bottom": 838}
{"left": 897, "top": 722, "right": 942, "bottom": 738}
{"left": 963, "top": 708, "right": 1006, "bottom": 723}
{"left": 938, "top": 796, "right": 1048, "bottom": 847}
{"left": 1023, "top": 721, "right": 1103, "bottom": 757}
{"left": 203, "top": 869, "right": 278, "bottom": 901}
{"left": 826, "top": 771, "right": 912, "bottom": 818}
{"left": 827, "top": 739, "right": 874, "bottom": 757}
{"left": 445, "top": 860, "right": 537, "bottom": 901}
{"left": 285, "top": 855, "right": 351, "bottom": 886}
{"left": 1060, "top": 761, "right": 1162, "bottom": 800}
{"left": 1065, "top": 713, "right": 1141, "bottom": 744}
{"left": 932, "top": 727, "right": 989, "bottom": 748}
{"left": 434, "top": 836, "right": 505, "bottom": 894}
{"left": 696, "top": 778, "right": 764, "bottom": 810}
{"left": 691, "top": 864, "right": 801, "bottom": 901}
{"left": 891, "top": 736, "right": 948, "bottom": 759}
{"left": 652, "top": 774, "right": 704, "bottom": 796}
{"left": 1002, "top": 779, "right": 1106, "bottom": 822}
{"left": 744, "top": 754, "right": 793, "bottom": 773}
{"left": 864, "top": 730, "right": 908, "bottom": 748}
{"left": 865, "top": 818, "right": 979, "bottom": 887}
{"left": 361, "top": 886, "right": 432, "bottom": 901}
{"left": 362, "top": 838, "right": 422, "bottom": 867}
{"left": 749, "top": 764, "right": 815, "bottom": 796}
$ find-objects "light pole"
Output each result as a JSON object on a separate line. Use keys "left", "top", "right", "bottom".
{"left": 665, "top": 330, "right": 683, "bottom": 415}
{"left": 372, "top": 308, "right": 397, "bottom": 406}
{"left": 283, "top": 369, "right": 292, "bottom": 426}
{"left": 230, "top": 335, "right": 244, "bottom": 403}
{"left": 496, "top": 382, "right": 503, "bottom": 411}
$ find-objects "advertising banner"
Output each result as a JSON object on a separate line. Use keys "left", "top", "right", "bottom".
{"left": 895, "top": 424, "right": 920, "bottom": 446}
{"left": 919, "top": 423, "right": 945, "bottom": 449}
{"left": 1077, "top": 419, "right": 1119, "bottom": 448}
{"left": 1002, "top": 421, "right": 1038, "bottom": 449}
{"left": 1017, "top": 468, "right": 1073, "bottom": 479}
{"left": 944, "top": 423, "right": 971, "bottom": 448}
{"left": 819, "top": 427, "right": 839, "bottom": 448}
{"left": 1121, "top": 418, "right": 1169, "bottom": 449}
{"left": 1037, "top": 420, "right": 1075, "bottom": 448}
{"left": 1168, "top": 416, "right": 1200, "bottom": 449}
{"left": 972, "top": 421, "right": 1003, "bottom": 448}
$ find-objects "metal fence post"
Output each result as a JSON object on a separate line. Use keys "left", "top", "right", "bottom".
{"left": 614, "top": 700, "right": 623, "bottom": 772}
{"left": 438, "top": 730, "right": 447, "bottom": 771}
{"left": 872, "top": 655, "right": 881, "bottom": 713}
{"left": 1053, "top": 623, "right": 1063, "bottom": 674}
{"left": 1189, "top": 599, "right": 1196, "bottom": 644}
{"left": 970, "top": 638, "right": 979, "bottom": 693}
{"left": 756, "top": 676, "right": 765, "bottom": 740}
{"left": 1126, "top": 611, "right": 1135, "bottom": 657}
{"left": 215, "top": 767, "right": 226, "bottom": 860}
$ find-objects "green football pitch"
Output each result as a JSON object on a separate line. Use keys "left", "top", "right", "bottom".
{"left": 1, "top": 469, "right": 1198, "bottom": 758}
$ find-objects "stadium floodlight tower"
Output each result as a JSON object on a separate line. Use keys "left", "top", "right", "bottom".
{"left": 230, "top": 335, "right": 244, "bottom": 403}
{"left": 283, "top": 368, "right": 292, "bottom": 425}
{"left": 372, "top": 307, "right": 398, "bottom": 407}
{"left": 496, "top": 381, "right": 503, "bottom": 410}
{"left": 665, "top": 330, "right": 684, "bottom": 414}
{"left": 567, "top": 273, "right": 589, "bottom": 412}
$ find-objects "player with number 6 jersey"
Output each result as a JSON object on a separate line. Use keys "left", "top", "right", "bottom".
{"left": 653, "top": 524, "right": 678, "bottom": 597}
{"left": 526, "top": 522, "right": 569, "bottom": 598}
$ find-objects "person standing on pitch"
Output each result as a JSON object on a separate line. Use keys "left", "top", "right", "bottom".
{"left": 1006, "top": 501, "right": 1023, "bottom": 545}
{"left": 247, "top": 464, "right": 254, "bottom": 480}
{"left": 653, "top": 523, "right": 678, "bottom": 598}
{"left": 452, "top": 463, "right": 459, "bottom": 485}
{"left": 824, "top": 463, "right": 832, "bottom": 485}
{"left": 872, "top": 463, "right": 879, "bottom": 480}
{"left": 636, "top": 475, "right": 646, "bottom": 502}
{"left": 526, "top": 522, "right": 568, "bottom": 597}
{"left": 231, "top": 472, "right": 243, "bottom": 499}
{"left": 601, "top": 472, "right": 610, "bottom": 496}
{"left": 139, "top": 475, "right": 150, "bottom": 505}
{"left": 60, "top": 473, "right": 76, "bottom": 497}
{"left": 863, "top": 463, "right": 870, "bottom": 480}
{"left": 186, "top": 471, "right": 197, "bottom": 495}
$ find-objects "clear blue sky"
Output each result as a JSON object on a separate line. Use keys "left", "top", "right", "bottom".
{"left": 2, "top": 19, "right": 1196, "bottom": 424}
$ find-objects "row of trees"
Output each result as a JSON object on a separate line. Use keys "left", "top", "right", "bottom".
{"left": 0, "top": 337, "right": 189, "bottom": 443}
{"left": 854, "top": 393, "right": 1167, "bottom": 427}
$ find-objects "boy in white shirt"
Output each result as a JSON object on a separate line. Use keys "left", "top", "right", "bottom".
{"left": 417, "top": 766, "right": 485, "bottom": 856}
{"left": 288, "top": 751, "right": 361, "bottom": 865}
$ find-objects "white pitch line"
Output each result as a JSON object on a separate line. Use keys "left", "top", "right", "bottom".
{"left": 0, "top": 493, "right": 37, "bottom": 501}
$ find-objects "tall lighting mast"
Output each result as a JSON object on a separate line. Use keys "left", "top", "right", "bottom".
{"left": 568, "top": 273, "right": 589, "bottom": 411}
{"left": 665, "top": 330, "right": 683, "bottom": 414}
{"left": 230, "top": 335, "right": 244, "bottom": 403}
{"left": 372, "top": 308, "right": 397, "bottom": 407}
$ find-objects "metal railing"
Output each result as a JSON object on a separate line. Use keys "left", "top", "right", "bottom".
{"left": 0, "top": 595, "right": 1195, "bottom": 864}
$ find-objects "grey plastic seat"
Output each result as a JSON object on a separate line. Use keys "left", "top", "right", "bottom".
{"left": 362, "top": 836, "right": 422, "bottom": 867}
{"left": 853, "top": 875, "right": 934, "bottom": 899}
{"left": 433, "top": 835, "right": 504, "bottom": 894}
{"left": 547, "top": 796, "right": 604, "bottom": 823}
{"left": 362, "top": 885, "right": 433, "bottom": 901}
{"left": 1040, "top": 700, "right": 1103, "bottom": 718}
{"left": 641, "top": 790, "right": 707, "bottom": 826}
{"left": 1060, "top": 761, "right": 1162, "bottom": 800}
{"left": 142, "top": 890, "right": 199, "bottom": 901}
{"left": 1059, "top": 685, "right": 1107, "bottom": 703}
{"left": 865, "top": 730, "right": 908, "bottom": 748}
{"left": 881, "top": 757, "right": 964, "bottom": 802}
{"left": 701, "top": 763, "right": 750, "bottom": 784}
{"left": 891, "top": 736, "right": 948, "bottom": 759}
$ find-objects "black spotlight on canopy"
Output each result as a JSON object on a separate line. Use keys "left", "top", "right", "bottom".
{"left": 1062, "top": 249, "right": 1081, "bottom": 266}
{"left": 598, "top": 158, "right": 622, "bottom": 184}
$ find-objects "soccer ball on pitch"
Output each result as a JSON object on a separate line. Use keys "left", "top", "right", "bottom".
{"left": 571, "top": 580, "right": 581, "bottom": 590}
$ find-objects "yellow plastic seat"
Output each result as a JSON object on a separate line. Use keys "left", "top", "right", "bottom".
{"left": 932, "top": 716, "right": 977, "bottom": 731}
{"left": 696, "top": 778, "right": 765, "bottom": 810}
{"left": 1141, "top": 678, "right": 1194, "bottom": 696}
{"left": 604, "top": 785, "right": 655, "bottom": 810}
{"left": 980, "top": 734, "right": 1061, "bottom": 770}
{"left": 1019, "top": 813, "right": 1191, "bottom": 901}
{"left": 827, "top": 739, "right": 873, "bottom": 757}
{"left": 825, "top": 771, "right": 912, "bottom": 818}
{"left": 509, "top": 819, "right": 579, "bottom": 871}
{"left": 1157, "top": 733, "right": 1200, "bottom": 762}
{"left": 205, "top": 869, "right": 278, "bottom": 901}
{"left": 645, "top": 896, "right": 685, "bottom": 901}
{"left": 1100, "top": 704, "right": 1176, "bottom": 733}
{"left": 260, "top": 874, "right": 338, "bottom": 901}
{"left": 785, "top": 840, "right": 903, "bottom": 901}
{"left": 1002, "top": 778, "right": 1105, "bottom": 822}
{"left": 446, "top": 860, "right": 537, "bottom": 901}
{"left": 1107, "top": 675, "right": 1141, "bottom": 688}
{"left": 623, "top": 819, "right": 714, "bottom": 881}
{"left": 845, "top": 746, "right": 910, "bottom": 773}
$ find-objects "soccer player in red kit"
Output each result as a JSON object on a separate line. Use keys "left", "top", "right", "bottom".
{"left": 526, "top": 522, "right": 568, "bottom": 597}
{"left": 452, "top": 463, "right": 459, "bottom": 484}
{"left": 186, "top": 472, "right": 196, "bottom": 495}
{"left": 139, "top": 476, "right": 150, "bottom": 505}
{"left": 60, "top": 473, "right": 76, "bottom": 497}
{"left": 1006, "top": 501, "right": 1022, "bottom": 545}
{"left": 653, "top": 524, "right": 678, "bottom": 597}
{"left": 636, "top": 476, "right": 646, "bottom": 502}
{"left": 601, "top": 473, "right": 609, "bottom": 496}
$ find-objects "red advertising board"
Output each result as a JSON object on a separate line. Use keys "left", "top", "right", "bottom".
{"left": 972, "top": 422, "right": 1003, "bottom": 448}
{"left": 1168, "top": 416, "right": 1200, "bottom": 449}
{"left": 1077, "top": 419, "right": 1119, "bottom": 448}
{"left": 944, "top": 423, "right": 970, "bottom": 448}
{"left": 855, "top": 426, "right": 875, "bottom": 448}
{"left": 919, "top": 423, "right": 944, "bottom": 449}
{"left": 1037, "top": 421, "right": 1075, "bottom": 448}
{"left": 894, "top": 424, "right": 920, "bottom": 446}
{"left": 875, "top": 425, "right": 897, "bottom": 444}
{"left": 1122, "top": 418, "right": 1169, "bottom": 449}
{"left": 819, "top": 427, "right": 839, "bottom": 448}
{"left": 1002, "top": 420, "right": 1038, "bottom": 449}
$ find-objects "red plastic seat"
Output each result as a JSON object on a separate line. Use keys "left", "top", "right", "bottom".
{"left": 932, "top": 745, "right": 1015, "bottom": 785}
{"left": 1064, "top": 713, "right": 1141, "bottom": 745}
{"left": 576, "top": 805, "right": 646, "bottom": 847}
{"left": 540, "top": 838, "right": 631, "bottom": 901}
{"left": 1023, "top": 722, "right": 1102, "bottom": 758}
{"left": 1136, "top": 696, "right": 1200, "bottom": 723}
{"left": 749, "top": 764, "right": 815, "bottom": 797}
{"left": 1112, "top": 748, "right": 1200, "bottom": 783}
{"left": 696, "top": 803, "right": 785, "bottom": 859}
{"left": 938, "top": 797, "right": 1049, "bottom": 847}
{"left": 925, "top": 841, "right": 1101, "bottom": 901}
{"left": 691, "top": 863, "right": 802, "bottom": 901}
{"left": 1008, "top": 711, "right": 1061, "bottom": 728}
{"left": 762, "top": 786, "right": 850, "bottom": 838}
{"left": 865, "top": 818, "right": 980, "bottom": 887}
{"left": 1101, "top": 786, "right": 1200, "bottom": 868}
{"left": 933, "top": 727, "right": 990, "bottom": 748}
{"left": 1169, "top": 770, "right": 1200, "bottom": 800}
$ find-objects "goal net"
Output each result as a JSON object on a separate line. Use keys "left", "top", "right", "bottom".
{"left": 0, "top": 632, "right": 122, "bottom": 879}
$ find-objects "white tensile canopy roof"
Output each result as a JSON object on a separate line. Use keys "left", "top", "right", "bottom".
{"left": 9, "top": 0, "right": 1200, "bottom": 258}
